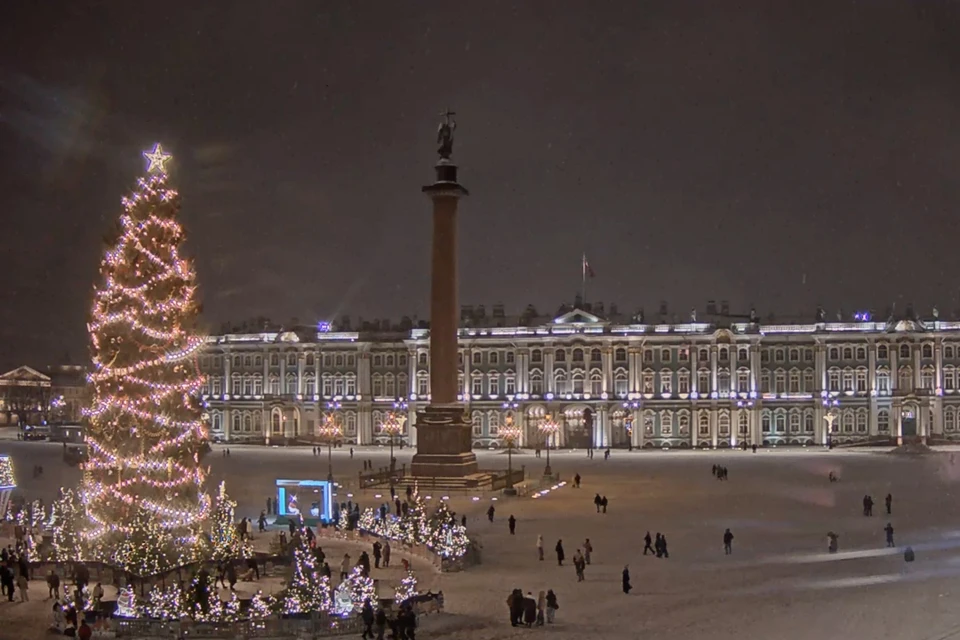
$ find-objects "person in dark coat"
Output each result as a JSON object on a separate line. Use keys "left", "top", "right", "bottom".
{"left": 361, "top": 599, "right": 375, "bottom": 640}
{"left": 884, "top": 523, "right": 895, "bottom": 547}
{"left": 723, "top": 528, "right": 734, "bottom": 555}
{"left": 508, "top": 515, "right": 516, "bottom": 535}
{"left": 372, "top": 541, "right": 382, "bottom": 568}
{"left": 555, "top": 539, "right": 565, "bottom": 566}
{"left": 375, "top": 607, "right": 387, "bottom": 640}
{"left": 507, "top": 588, "right": 523, "bottom": 626}
{"left": 643, "top": 531, "right": 654, "bottom": 555}
{"left": 522, "top": 593, "right": 537, "bottom": 627}
{"left": 594, "top": 494, "right": 602, "bottom": 513}
{"left": 622, "top": 565, "right": 632, "bottom": 594}
{"left": 601, "top": 496, "right": 608, "bottom": 513}
{"left": 885, "top": 493, "right": 893, "bottom": 515}
{"left": 487, "top": 505, "right": 495, "bottom": 522}
{"left": 358, "top": 551, "right": 371, "bottom": 576}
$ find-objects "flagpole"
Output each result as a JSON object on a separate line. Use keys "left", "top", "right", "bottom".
{"left": 581, "top": 253, "right": 587, "bottom": 305}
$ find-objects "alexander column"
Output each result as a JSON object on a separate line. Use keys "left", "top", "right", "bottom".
{"left": 411, "top": 111, "right": 479, "bottom": 477}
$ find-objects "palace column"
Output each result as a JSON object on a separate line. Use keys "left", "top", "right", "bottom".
{"left": 411, "top": 117, "right": 479, "bottom": 477}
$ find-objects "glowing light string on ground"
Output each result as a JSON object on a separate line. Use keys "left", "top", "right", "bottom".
{"left": 80, "top": 144, "right": 209, "bottom": 572}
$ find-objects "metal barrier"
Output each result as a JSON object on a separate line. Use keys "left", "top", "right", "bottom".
{"left": 115, "top": 614, "right": 365, "bottom": 639}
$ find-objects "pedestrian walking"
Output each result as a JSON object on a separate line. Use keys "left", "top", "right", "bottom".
{"left": 884, "top": 523, "right": 895, "bottom": 547}
{"left": 16, "top": 572, "right": 28, "bottom": 602}
{"left": 555, "top": 539, "right": 565, "bottom": 566}
{"left": 361, "top": 599, "right": 375, "bottom": 640}
{"left": 594, "top": 494, "right": 602, "bottom": 513}
{"left": 583, "top": 538, "right": 593, "bottom": 564}
{"left": 622, "top": 565, "right": 632, "bottom": 594}
{"left": 574, "top": 473, "right": 581, "bottom": 488}
{"left": 723, "top": 528, "right": 734, "bottom": 555}
{"left": 487, "top": 505, "right": 495, "bottom": 522}
{"left": 508, "top": 515, "right": 516, "bottom": 535}
{"left": 537, "top": 534, "right": 544, "bottom": 561}
{"left": 383, "top": 541, "right": 391, "bottom": 568}
{"left": 373, "top": 541, "right": 382, "bottom": 568}
{"left": 340, "top": 553, "right": 351, "bottom": 580}
{"left": 643, "top": 531, "right": 654, "bottom": 555}
{"left": 601, "top": 496, "right": 608, "bottom": 513}
{"left": 885, "top": 493, "right": 893, "bottom": 515}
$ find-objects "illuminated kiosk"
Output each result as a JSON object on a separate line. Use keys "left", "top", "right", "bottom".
{"left": 0, "top": 455, "right": 15, "bottom": 519}
{"left": 275, "top": 479, "right": 334, "bottom": 526}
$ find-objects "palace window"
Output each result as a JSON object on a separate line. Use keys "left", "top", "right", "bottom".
{"left": 472, "top": 351, "right": 482, "bottom": 365}
{"left": 489, "top": 374, "right": 500, "bottom": 396}
{"left": 856, "top": 346, "right": 866, "bottom": 361}
{"left": 385, "top": 374, "right": 396, "bottom": 397}
{"left": 472, "top": 376, "right": 483, "bottom": 396}
{"left": 828, "top": 369, "right": 840, "bottom": 392}
{"left": 659, "top": 370, "right": 672, "bottom": 395}
{"left": 573, "top": 349, "right": 584, "bottom": 363}
{"left": 555, "top": 371, "right": 568, "bottom": 395}
{"left": 739, "top": 413, "right": 749, "bottom": 435}
{"left": 738, "top": 347, "right": 749, "bottom": 362}
{"left": 698, "top": 370, "right": 711, "bottom": 394}
{"left": 372, "top": 376, "right": 383, "bottom": 398}
{"left": 945, "top": 407, "right": 957, "bottom": 432}
{"left": 472, "top": 412, "right": 483, "bottom": 437}
{"left": 643, "top": 349, "right": 653, "bottom": 364}
{"left": 789, "top": 348, "right": 800, "bottom": 362}
{"left": 878, "top": 410, "right": 890, "bottom": 432}
{"left": 660, "top": 412, "right": 673, "bottom": 437}
{"left": 761, "top": 371, "right": 770, "bottom": 394}
{"left": 530, "top": 371, "right": 543, "bottom": 395}
{"left": 642, "top": 372, "right": 655, "bottom": 395}
{"left": 418, "top": 352, "right": 428, "bottom": 366}
{"left": 900, "top": 344, "right": 911, "bottom": 359}
{"left": 253, "top": 376, "right": 263, "bottom": 396}
{"left": 678, "top": 371, "right": 690, "bottom": 395}
{"left": 803, "top": 369, "right": 814, "bottom": 393}
{"left": 614, "top": 370, "right": 628, "bottom": 396}
{"left": 762, "top": 413, "right": 771, "bottom": 434}
{"left": 555, "top": 350, "right": 566, "bottom": 363}
{"left": 789, "top": 412, "right": 800, "bottom": 433}
{"left": 211, "top": 377, "right": 222, "bottom": 396}
{"left": 660, "top": 348, "right": 671, "bottom": 363}
{"left": 856, "top": 368, "right": 867, "bottom": 393}
{"left": 679, "top": 348, "right": 690, "bottom": 362}
{"left": 856, "top": 411, "right": 868, "bottom": 433}
{"left": 572, "top": 371, "right": 585, "bottom": 394}
{"left": 505, "top": 375, "right": 516, "bottom": 396}
{"left": 921, "top": 367, "right": 935, "bottom": 390}
{"left": 590, "top": 371, "right": 602, "bottom": 396}
{"left": 877, "top": 345, "right": 888, "bottom": 360}
{"left": 923, "top": 344, "right": 934, "bottom": 359}
{"left": 738, "top": 370, "right": 750, "bottom": 394}
{"left": 842, "top": 347, "right": 852, "bottom": 361}
{"left": 417, "top": 373, "right": 428, "bottom": 396}
{"left": 804, "top": 412, "right": 814, "bottom": 433}
{"left": 699, "top": 413, "right": 710, "bottom": 436}
{"left": 775, "top": 370, "right": 786, "bottom": 394}
{"left": 506, "top": 351, "right": 515, "bottom": 365}
{"left": 877, "top": 369, "right": 890, "bottom": 394}
{"left": 789, "top": 370, "right": 800, "bottom": 393}
{"left": 775, "top": 413, "right": 786, "bottom": 433}
{"left": 532, "top": 349, "right": 543, "bottom": 363}
{"left": 829, "top": 347, "right": 840, "bottom": 361}
{"left": 386, "top": 354, "right": 395, "bottom": 367}
{"left": 944, "top": 366, "right": 956, "bottom": 391}
{"left": 842, "top": 369, "right": 854, "bottom": 393}
{"left": 946, "top": 345, "right": 955, "bottom": 359}
{"left": 775, "top": 348, "right": 785, "bottom": 362}
{"left": 490, "top": 351, "right": 500, "bottom": 365}
{"left": 898, "top": 367, "right": 913, "bottom": 391}
{"left": 718, "top": 347, "right": 729, "bottom": 363}
{"left": 615, "top": 348, "right": 627, "bottom": 362}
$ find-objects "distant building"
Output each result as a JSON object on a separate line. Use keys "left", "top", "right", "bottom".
{"left": 200, "top": 301, "right": 958, "bottom": 448}
{"left": 0, "top": 364, "right": 87, "bottom": 429}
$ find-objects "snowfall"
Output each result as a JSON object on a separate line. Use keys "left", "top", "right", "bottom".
{"left": 4, "top": 434, "right": 960, "bottom": 640}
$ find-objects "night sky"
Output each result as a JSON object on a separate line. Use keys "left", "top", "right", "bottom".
{"left": 2, "top": 1, "right": 960, "bottom": 368}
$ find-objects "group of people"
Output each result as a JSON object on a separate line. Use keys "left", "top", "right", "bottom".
{"left": 506, "top": 588, "right": 560, "bottom": 626}
{"left": 861, "top": 493, "right": 893, "bottom": 517}
{"left": 592, "top": 494, "right": 609, "bottom": 513}
{"left": 711, "top": 464, "right": 729, "bottom": 480}
{"left": 642, "top": 532, "right": 670, "bottom": 558}
{"left": 361, "top": 597, "right": 418, "bottom": 640}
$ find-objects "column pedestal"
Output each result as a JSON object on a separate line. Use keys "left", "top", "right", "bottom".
{"left": 410, "top": 405, "right": 478, "bottom": 477}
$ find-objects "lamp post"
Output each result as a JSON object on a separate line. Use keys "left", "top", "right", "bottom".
{"left": 736, "top": 399, "right": 754, "bottom": 450}
{"left": 823, "top": 398, "right": 839, "bottom": 449}
{"left": 319, "top": 402, "right": 343, "bottom": 484}
{"left": 382, "top": 400, "right": 407, "bottom": 473}
{"left": 622, "top": 400, "right": 640, "bottom": 450}
{"left": 500, "top": 412, "right": 522, "bottom": 495}
{"left": 538, "top": 414, "right": 560, "bottom": 477}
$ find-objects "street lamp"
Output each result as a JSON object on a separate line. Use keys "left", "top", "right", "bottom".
{"left": 736, "top": 399, "right": 754, "bottom": 450}
{"left": 382, "top": 400, "right": 407, "bottom": 473}
{"left": 319, "top": 402, "right": 343, "bottom": 484}
{"left": 622, "top": 400, "right": 640, "bottom": 450}
{"left": 538, "top": 414, "right": 560, "bottom": 477}
{"left": 500, "top": 413, "right": 522, "bottom": 495}
{"left": 823, "top": 398, "right": 839, "bottom": 449}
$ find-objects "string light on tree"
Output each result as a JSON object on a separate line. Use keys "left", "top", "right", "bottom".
{"left": 394, "top": 571, "right": 418, "bottom": 605}
{"left": 81, "top": 143, "right": 209, "bottom": 573}
{"left": 210, "top": 482, "right": 252, "bottom": 561}
{"left": 282, "top": 535, "right": 332, "bottom": 615}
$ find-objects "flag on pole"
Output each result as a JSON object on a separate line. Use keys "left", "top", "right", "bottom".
{"left": 582, "top": 254, "right": 595, "bottom": 279}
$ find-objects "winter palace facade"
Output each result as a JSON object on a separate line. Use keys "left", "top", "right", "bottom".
{"left": 199, "top": 304, "right": 960, "bottom": 449}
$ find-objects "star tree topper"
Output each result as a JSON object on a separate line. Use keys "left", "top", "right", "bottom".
{"left": 143, "top": 143, "right": 172, "bottom": 174}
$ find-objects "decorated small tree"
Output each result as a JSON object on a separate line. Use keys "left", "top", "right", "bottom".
{"left": 394, "top": 570, "right": 418, "bottom": 605}
{"left": 282, "top": 536, "right": 331, "bottom": 615}
{"left": 51, "top": 488, "right": 85, "bottom": 562}
{"left": 398, "top": 496, "right": 428, "bottom": 546}
{"left": 427, "top": 502, "right": 469, "bottom": 559}
{"left": 210, "top": 482, "right": 251, "bottom": 561}
{"left": 114, "top": 509, "right": 173, "bottom": 577}
{"left": 142, "top": 585, "right": 186, "bottom": 620}
{"left": 248, "top": 590, "right": 276, "bottom": 620}
{"left": 343, "top": 566, "right": 376, "bottom": 613}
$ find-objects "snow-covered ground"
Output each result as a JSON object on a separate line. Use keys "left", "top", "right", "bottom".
{"left": 4, "top": 440, "right": 960, "bottom": 639}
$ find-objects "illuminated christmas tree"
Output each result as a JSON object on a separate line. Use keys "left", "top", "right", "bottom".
{"left": 282, "top": 536, "right": 332, "bottom": 615}
{"left": 343, "top": 566, "right": 376, "bottom": 614}
{"left": 394, "top": 570, "right": 418, "bottom": 605}
{"left": 210, "top": 482, "right": 251, "bottom": 561}
{"left": 248, "top": 590, "right": 276, "bottom": 620}
{"left": 427, "top": 501, "right": 469, "bottom": 559}
{"left": 51, "top": 488, "right": 85, "bottom": 562}
{"left": 82, "top": 144, "right": 209, "bottom": 572}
